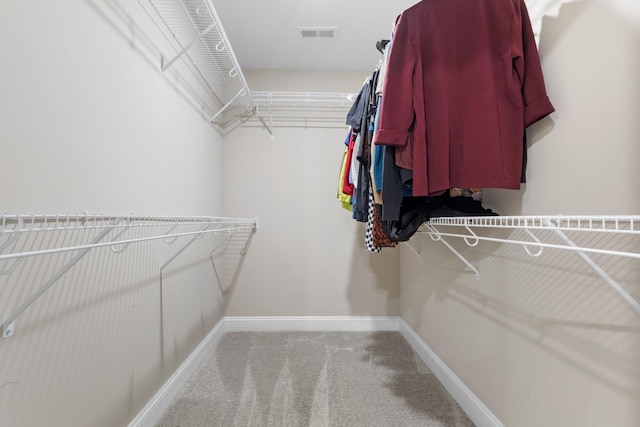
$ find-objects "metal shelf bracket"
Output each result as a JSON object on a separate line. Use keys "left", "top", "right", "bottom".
{"left": 161, "top": 21, "right": 216, "bottom": 74}
{"left": 421, "top": 215, "right": 640, "bottom": 315}
{"left": 0, "top": 214, "right": 258, "bottom": 339}
{"left": 1, "top": 218, "right": 123, "bottom": 338}
{"left": 427, "top": 224, "right": 480, "bottom": 280}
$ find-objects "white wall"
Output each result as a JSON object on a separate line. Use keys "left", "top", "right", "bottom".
{"left": 222, "top": 70, "right": 401, "bottom": 318}
{"left": 0, "top": 1, "right": 228, "bottom": 425}
{"left": 400, "top": 1, "right": 640, "bottom": 426}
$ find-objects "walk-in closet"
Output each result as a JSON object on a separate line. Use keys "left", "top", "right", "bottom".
{"left": 1, "top": 0, "right": 639, "bottom": 426}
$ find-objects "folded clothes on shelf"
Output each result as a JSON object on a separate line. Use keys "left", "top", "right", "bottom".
{"left": 382, "top": 194, "right": 498, "bottom": 242}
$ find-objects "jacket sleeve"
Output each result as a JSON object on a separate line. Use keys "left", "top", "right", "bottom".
{"left": 373, "top": 13, "right": 417, "bottom": 147}
{"left": 515, "top": 0, "right": 555, "bottom": 127}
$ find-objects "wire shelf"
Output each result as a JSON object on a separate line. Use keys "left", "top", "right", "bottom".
{"left": 427, "top": 215, "right": 640, "bottom": 234}
{"left": 138, "top": 0, "right": 255, "bottom": 124}
{"left": 0, "top": 213, "right": 257, "bottom": 338}
{"left": 240, "top": 91, "right": 355, "bottom": 131}
{"left": 415, "top": 214, "right": 640, "bottom": 315}
{"left": 0, "top": 214, "right": 255, "bottom": 244}
{"left": 118, "top": 3, "right": 357, "bottom": 130}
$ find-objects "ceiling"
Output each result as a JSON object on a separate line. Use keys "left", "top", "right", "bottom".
{"left": 212, "top": 0, "right": 420, "bottom": 71}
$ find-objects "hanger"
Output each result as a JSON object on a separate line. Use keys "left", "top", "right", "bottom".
{"left": 376, "top": 39, "right": 390, "bottom": 54}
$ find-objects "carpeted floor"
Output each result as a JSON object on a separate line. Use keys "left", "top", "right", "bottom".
{"left": 156, "top": 331, "right": 475, "bottom": 426}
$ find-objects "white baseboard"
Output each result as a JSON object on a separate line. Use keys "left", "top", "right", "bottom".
{"left": 222, "top": 315, "right": 400, "bottom": 332}
{"left": 127, "top": 319, "right": 226, "bottom": 427}
{"left": 398, "top": 319, "right": 505, "bottom": 427}
{"left": 129, "top": 316, "right": 502, "bottom": 427}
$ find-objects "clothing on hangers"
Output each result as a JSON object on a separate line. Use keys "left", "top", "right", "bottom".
{"left": 376, "top": 39, "right": 390, "bottom": 54}
{"left": 374, "top": 0, "right": 555, "bottom": 196}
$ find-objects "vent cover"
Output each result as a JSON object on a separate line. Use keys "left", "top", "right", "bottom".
{"left": 298, "top": 27, "right": 338, "bottom": 39}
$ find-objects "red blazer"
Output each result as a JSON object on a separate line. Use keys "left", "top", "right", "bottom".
{"left": 374, "top": 0, "right": 555, "bottom": 196}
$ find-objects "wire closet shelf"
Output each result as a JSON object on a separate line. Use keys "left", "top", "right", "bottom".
{"left": 249, "top": 91, "right": 357, "bottom": 133}
{"left": 135, "top": 1, "right": 359, "bottom": 130}
{"left": 0, "top": 213, "right": 257, "bottom": 339}
{"left": 138, "top": 0, "right": 256, "bottom": 125}
{"left": 416, "top": 214, "right": 640, "bottom": 315}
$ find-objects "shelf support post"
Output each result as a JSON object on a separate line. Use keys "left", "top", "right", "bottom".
{"left": 267, "top": 92, "right": 274, "bottom": 136}
{"left": 403, "top": 241, "right": 420, "bottom": 257}
{"left": 161, "top": 21, "right": 216, "bottom": 73}
{"left": 1, "top": 218, "right": 123, "bottom": 339}
{"left": 427, "top": 225, "right": 480, "bottom": 280}
{"left": 209, "top": 88, "right": 247, "bottom": 123}
{"left": 210, "top": 226, "right": 256, "bottom": 294}
{"left": 547, "top": 221, "right": 640, "bottom": 315}
{"left": 159, "top": 224, "right": 211, "bottom": 275}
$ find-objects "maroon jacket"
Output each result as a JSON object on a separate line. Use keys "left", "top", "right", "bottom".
{"left": 374, "top": 0, "right": 555, "bottom": 196}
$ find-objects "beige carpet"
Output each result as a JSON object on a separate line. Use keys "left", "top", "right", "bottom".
{"left": 156, "top": 331, "right": 475, "bottom": 426}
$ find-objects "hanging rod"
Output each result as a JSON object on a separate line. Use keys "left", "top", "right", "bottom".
{"left": 0, "top": 214, "right": 257, "bottom": 338}
{"left": 419, "top": 215, "right": 640, "bottom": 315}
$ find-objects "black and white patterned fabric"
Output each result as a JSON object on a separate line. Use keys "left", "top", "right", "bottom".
{"left": 365, "top": 187, "right": 382, "bottom": 253}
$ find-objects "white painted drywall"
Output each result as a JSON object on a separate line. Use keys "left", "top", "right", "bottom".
{"left": 221, "top": 70, "right": 401, "bottom": 319}
{"left": 0, "top": 1, "right": 227, "bottom": 425}
{"left": 400, "top": 1, "right": 640, "bottom": 426}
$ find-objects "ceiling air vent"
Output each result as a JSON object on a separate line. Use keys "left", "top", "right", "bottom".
{"left": 298, "top": 27, "right": 338, "bottom": 39}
